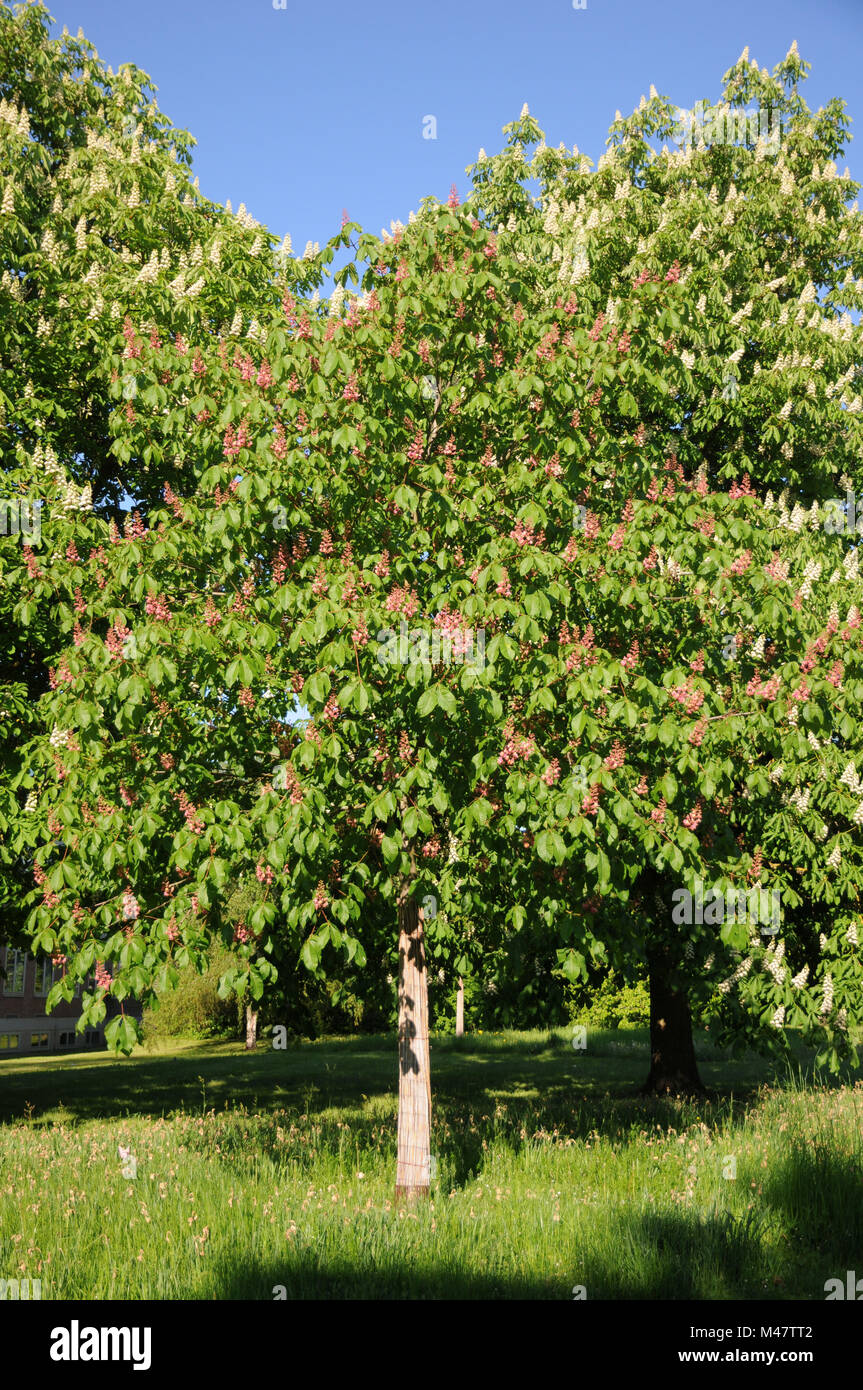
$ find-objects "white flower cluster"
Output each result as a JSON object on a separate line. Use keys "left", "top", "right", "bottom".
{"left": 0, "top": 268, "right": 21, "bottom": 297}
{"left": 0, "top": 99, "right": 30, "bottom": 138}
{"left": 23, "top": 790, "right": 38, "bottom": 815}
{"left": 827, "top": 842, "right": 842, "bottom": 870}
{"left": 791, "top": 964, "right": 810, "bottom": 989}
{"left": 820, "top": 973, "right": 834, "bottom": 1015}
{"left": 718, "top": 956, "right": 753, "bottom": 994}
{"left": 49, "top": 727, "right": 71, "bottom": 748}
{"left": 765, "top": 940, "right": 786, "bottom": 985}
{"left": 799, "top": 559, "right": 822, "bottom": 598}
{"left": 847, "top": 922, "right": 859, "bottom": 947}
{"left": 137, "top": 250, "right": 160, "bottom": 285}
{"left": 789, "top": 786, "right": 811, "bottom": 813}
{"left": 771, "top": 1006, "right": 785, "bottom": 1029}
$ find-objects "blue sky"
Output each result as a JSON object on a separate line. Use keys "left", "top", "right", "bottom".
{"left": 49, "top": 0, "right": 863, "bottom": 250}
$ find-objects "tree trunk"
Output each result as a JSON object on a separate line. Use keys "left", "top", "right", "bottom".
{"left": 245, "top": 1004, "right": 258, "bottom": 1051}
{"left": 642, "top": 948, "right": 703, "bottom": 1095}
{"left": 455, "top": 977, "right": 464, "bottom": 1037}
{"left": 395, "top": 893, "right": 431, "bottom": 1199}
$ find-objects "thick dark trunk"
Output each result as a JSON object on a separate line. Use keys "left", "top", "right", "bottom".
{"left": 395, "top": 892, "right": 431, "bottom": 1200}
{"left": 245, "top": 1004, "right": 258, "bottom": 1051}
{"left": 642, "top": 948, "right": 703, "bottom": 1095}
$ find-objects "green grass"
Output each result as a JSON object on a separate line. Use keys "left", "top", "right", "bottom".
{"left": 1, "top": 1027, "right": 861, "bottom": 1300}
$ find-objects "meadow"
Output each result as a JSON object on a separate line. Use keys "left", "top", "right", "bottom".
{"left": 1, "top": 1029, "right": 861, "bottom": 1300}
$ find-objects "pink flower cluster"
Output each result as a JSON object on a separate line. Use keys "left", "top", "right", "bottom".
{"left": 256, "top": 863, "right": 275, "bottom": 885}
{"left": 122, "top": 889, "right": 139, "bottom": 921}
{"left": 145, "top": 593, "right": 171, "bottom": 621}
{"left": 728, "top": 475, "right": 755, "bottom": 499}
{"left": 498, "top": 730, "right": 535, "bottom": 768}
{"left": 682, "top": 803, "right": 702, "bottom": 831}
{"left": 95, "top": 961, "right": 112, "bottom": 991}
{"left": 542, "top": 758, "right": 561, "bottom": 786}
{"left": 406, "top": 428, "right": 425, "bottom": 462}
{"left": 510, "top": 519, "right": 545, "bottom": 548}
{"left": 282, "top": 764, "right": 304, "bottom": 805}
{"left": 604, "top": 741, "right": 625, "bottom": 772}
{"left": 729, "top": 551, "right": 752, "bottom": 575}
{"left": 384, "top": 584, "right": 419, "bottom": 617}
{"left": 105, "top": 622, "right": 130, "bottom": 660}
{"left": 223, "top": 421, "right": 251, "bottom": 459}
{"left": 122, "top": 317, "right": 141, "bottom": 359}
{"left": 313, "top": 882, "right": 329, "bottom": 912}
{"left": 764, "top": 553, "right": 789, "bottom": 582}
{"left": 826, "top": 661, "right": 843, "bottom": 689}
{"left": 669, "top": 681, "right": 705, "bottom": 715}
{"left": 582, "top": 784, "right": 601, "bottom": 816}
{"left": 177, "top": 790, "right": 204, "bottom": 834}
{"left": 432, "top": 607, "right": 473, "bottom": 658}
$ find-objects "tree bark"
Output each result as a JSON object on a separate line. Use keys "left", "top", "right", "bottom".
{"left": 455, "top": 977, "right": 464, "bottom": 1037}
{"left": 642, "top": 947, "right": 703, "bottom": 1095}
{"left": 395, "top": 893, "right": 431, "bottom": 1199}
{"left": 245, "top": 1004, "right": 258, "bottom": 1051}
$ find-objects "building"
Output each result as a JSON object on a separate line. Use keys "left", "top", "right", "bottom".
{"left": 0, "top": 945, "right": 105, "bottom": 1054}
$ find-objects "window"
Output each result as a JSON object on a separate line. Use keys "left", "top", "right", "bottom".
{"left": 58, "top": 1032, "right": 74, "bottom": 1047}
{"left": 2, "top": 949, "right": 26, "bottom": 996}
{"left": 30, "top": 1032, "right": 49, "bottom": 1049}
{"left": 33, "top": 959, "right": 56, "bottom": 996}
{"left": 85, "top": 1029, "right": 99, "bottom": 1047}
{"left": 0, "top": 1033, "right": 20, "bottom": 1050}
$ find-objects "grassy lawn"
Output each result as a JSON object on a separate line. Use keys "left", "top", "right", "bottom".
{"left": 1, "top": 1028, "right": 861, "bottom": 1300}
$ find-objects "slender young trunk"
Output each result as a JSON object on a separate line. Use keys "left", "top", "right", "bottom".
{"left": 455, "top": 977, "right": 465, "bottom": 1037}
{"left": 642, "top": 947, "right": 703, "bottom": 1095}
{"left": 245, "top": 1004, "right": 258, "bottom": 1051}
{"left": 395, "top": 892, "right": 431, "bottom": 1199}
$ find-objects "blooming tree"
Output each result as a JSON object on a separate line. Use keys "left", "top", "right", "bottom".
{"left": 6, "top": 25, "right": 863, "bottom": 1223}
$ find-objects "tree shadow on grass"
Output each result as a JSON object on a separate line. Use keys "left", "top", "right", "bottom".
{"left": 760, "top": 1138, "right": 863, "bottom": 1280}
{"left": 203, "top": 1205, "right": 770, "bottom": 1301}
{"left": 0, "top": 1034, "right": 856, "bottom": 1137}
